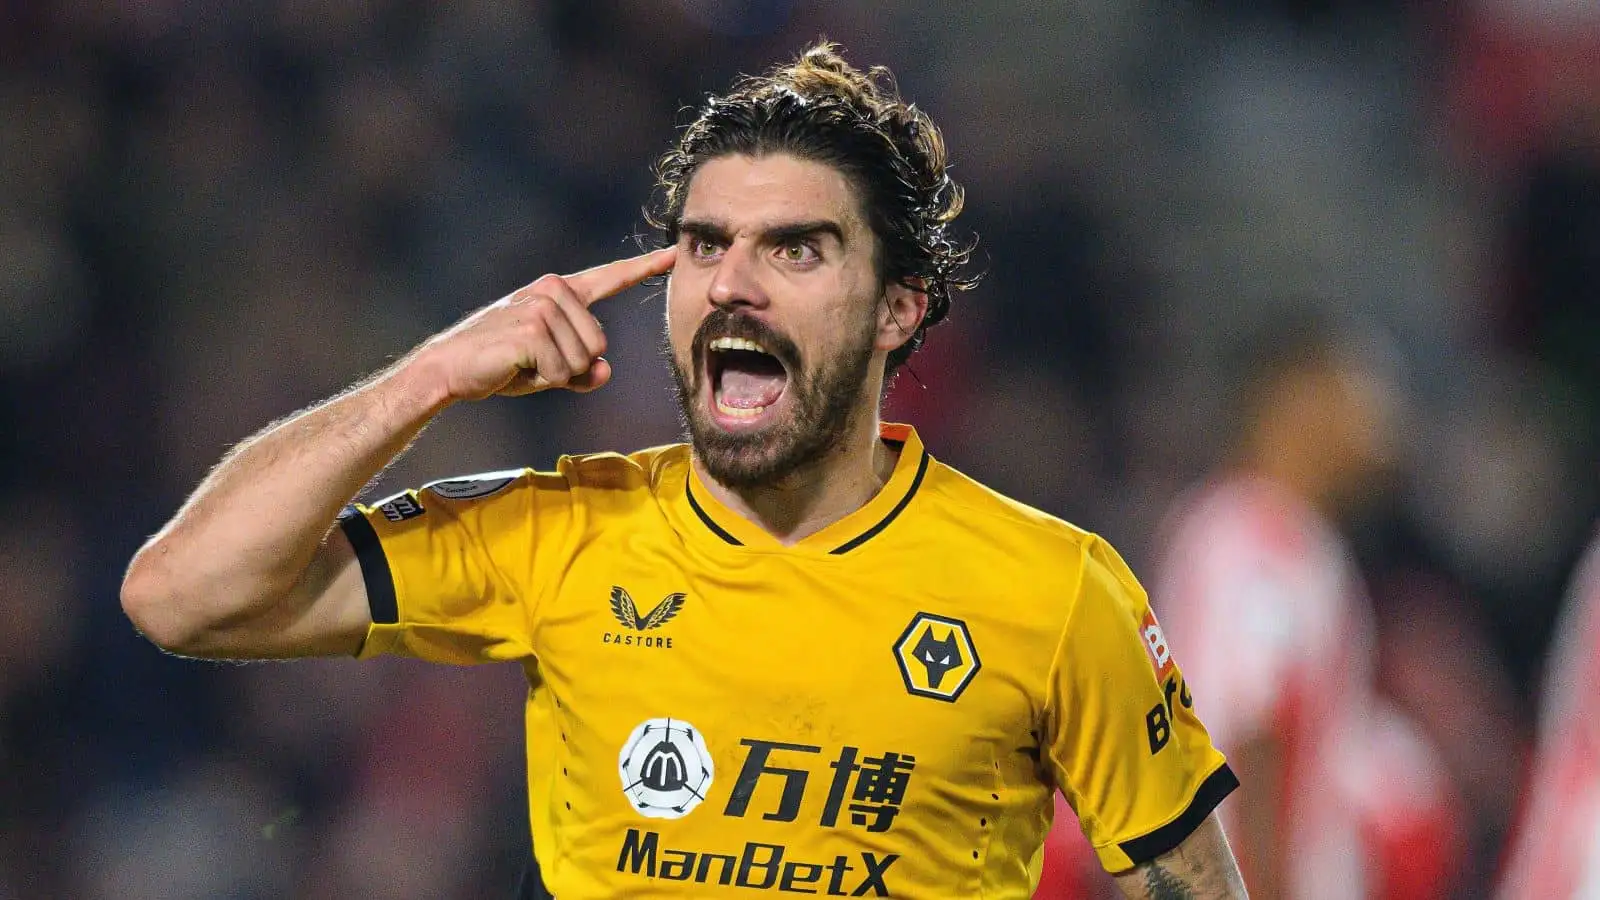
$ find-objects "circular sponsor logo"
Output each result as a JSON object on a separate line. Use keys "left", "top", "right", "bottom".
{"left": 422, "top": 471, "right": 519, "bottom": 500}
{"left": 618, "top": 718, "right": 714, "bottom": 820}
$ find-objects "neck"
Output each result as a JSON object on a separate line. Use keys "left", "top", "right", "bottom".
{"left": 1240, "top": 430, "right": 1332, "bottom": 515}
{"left": 693, "top": 410, "right": 898, "bottom": 545}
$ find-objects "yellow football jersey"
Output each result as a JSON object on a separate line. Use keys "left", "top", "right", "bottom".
{"left": 339, "top": 423, "right": 1235, "bottom": 898}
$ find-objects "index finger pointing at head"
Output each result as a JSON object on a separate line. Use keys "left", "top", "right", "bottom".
{"left": 565, "top": 247, "right": 677, "bottom": 307}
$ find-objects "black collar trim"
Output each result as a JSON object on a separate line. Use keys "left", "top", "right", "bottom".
{"left": 683, "top": 444, "right": 929, "bottom": 553}
{"left": 829, "top": 448, "right": 929, "bottom": 554}
{"left": 685, "top": 477, "right": 743, "bottom": 546}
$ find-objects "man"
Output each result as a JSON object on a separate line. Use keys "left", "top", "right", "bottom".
{"left": 1498, "top": 524, "right": 1600, "bottom": 899}
{"left": 122, "top": 44, "right": 1246, "bottom": 899}
{"left": 1148, "top": 322, "right": 1457, "bottom": 899}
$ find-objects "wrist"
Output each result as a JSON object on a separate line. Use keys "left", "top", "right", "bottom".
{"left": 370, "top": 353, "right": 455, "bottom": 425}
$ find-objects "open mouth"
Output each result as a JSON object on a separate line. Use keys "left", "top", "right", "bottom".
{"left": 707, "top": 336, "right": 789, "bottom": 422}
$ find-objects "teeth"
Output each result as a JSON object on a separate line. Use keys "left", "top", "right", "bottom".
{"left": 716, "top": 399, "right": 768, "bottom": 418}
{"left": 709, "top": 337, "right": 768, "bottom": 355}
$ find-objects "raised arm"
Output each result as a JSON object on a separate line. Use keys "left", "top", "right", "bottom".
{"left": 120, "top": 248, "right": 675, "bottom": 659}
{"left": 1112, "top": 812, "right": 1249, "bottom": 900}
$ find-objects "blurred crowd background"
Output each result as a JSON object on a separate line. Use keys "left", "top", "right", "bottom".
{"left": 2, "top": 1, "right": 1597, "bottom": 897}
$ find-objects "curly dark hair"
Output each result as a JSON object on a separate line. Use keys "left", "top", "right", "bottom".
{"left": 647, "top": 41, "right": 979, "bottom": 374}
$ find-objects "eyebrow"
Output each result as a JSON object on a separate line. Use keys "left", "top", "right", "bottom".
{"left": 677, "top": 218, "right": 847, "bottom": 247}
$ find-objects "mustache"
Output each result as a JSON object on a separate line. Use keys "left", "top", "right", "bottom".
{"left": 690, "top": 309, "right": 802, "bottom": 372}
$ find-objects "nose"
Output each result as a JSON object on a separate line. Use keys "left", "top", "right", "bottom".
{"left": 706, "top": 240, "right": 769, "bottom": 312}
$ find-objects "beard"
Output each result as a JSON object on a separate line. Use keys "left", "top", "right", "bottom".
{"left": 667, "top": 307, "right": 877, "bottom": 490}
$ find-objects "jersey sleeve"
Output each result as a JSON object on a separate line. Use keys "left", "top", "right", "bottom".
{"left": 336, "top": 468, "right": 576, "bottom": 665}
{"left": 1045, "top": 535, "right": 1238, "bottom": 873}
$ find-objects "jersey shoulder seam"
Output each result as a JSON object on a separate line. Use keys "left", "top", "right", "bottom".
{"left": 1040, "top": 533, "right": 1102, "bottom": 833}
{"left": 920, "top": 462, "right": 1097, "bottom": 549}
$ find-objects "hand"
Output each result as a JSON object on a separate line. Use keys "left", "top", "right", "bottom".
{"left": 411, "top": 247, "right": 676, "bottom": 402}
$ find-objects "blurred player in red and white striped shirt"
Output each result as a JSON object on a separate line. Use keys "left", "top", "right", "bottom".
{"left": 1499, "top": 525, "right": 1600, "bottom": 900}
{"left": 1030, "top": 322, "right": 1468, "bottom": 899}
{"left": 1149, "top": 321, "right": 1460, "bottom": 899}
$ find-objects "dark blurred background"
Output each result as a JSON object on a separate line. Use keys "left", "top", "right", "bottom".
{"left": 2, "top": 1, "right": 1596, "bottom": 897}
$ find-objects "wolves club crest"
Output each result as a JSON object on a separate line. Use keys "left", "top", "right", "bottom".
{"left": 893, "top": 612, "right": 981, "bottom": 702}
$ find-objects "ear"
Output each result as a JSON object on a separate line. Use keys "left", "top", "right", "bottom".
{"left": 875, "top": 278, "right": 930, "bottom": 355}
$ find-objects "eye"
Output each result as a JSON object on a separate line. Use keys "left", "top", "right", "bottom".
{"left": 777, "top": 240, "right": 819, "bottom": 263}
{"left": 687, "top": 237, "right": 722, "bottom": 259}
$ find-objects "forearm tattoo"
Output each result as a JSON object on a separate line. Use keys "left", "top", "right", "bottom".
{"left": 1142, "top": 861, "right": 1197, "bottom": 900}
{"left": 1112, "top": 815, "right": 1249, "bottom": 900}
